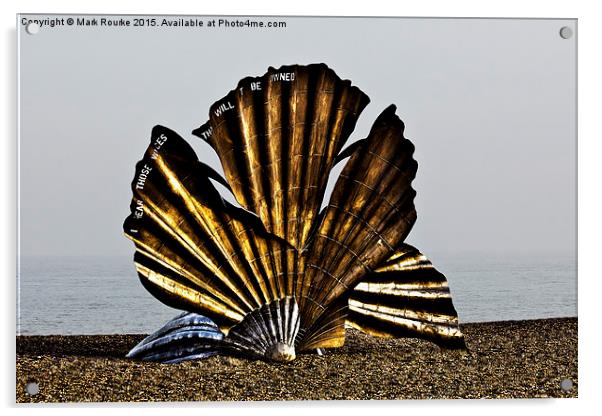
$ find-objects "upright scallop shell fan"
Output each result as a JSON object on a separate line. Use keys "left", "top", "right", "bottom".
{"left": 124, "top": 64, "right": 465, "bottom": 363}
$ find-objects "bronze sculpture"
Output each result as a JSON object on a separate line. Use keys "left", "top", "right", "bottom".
{"left": 123, "top": 64, "right": 465, "bottom": 363}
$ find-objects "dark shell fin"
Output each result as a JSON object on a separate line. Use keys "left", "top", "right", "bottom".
{"left": 123, "top": 126, "right": 298, "bottom": 329}
{"left": 346, "top": 244, "right": 466, "bottom": 349}
{"left": 200, "top": 64, "right": 370, "bottom": 253}
{"left": 297, "top": 105, "right": 418, "bottom": 348}
{"left": 295, "top": 296, "right": 348, "bottom": 351}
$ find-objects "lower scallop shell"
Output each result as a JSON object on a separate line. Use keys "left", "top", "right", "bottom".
{"left": 124, "top": 64, "right": 465, "bottom": 362}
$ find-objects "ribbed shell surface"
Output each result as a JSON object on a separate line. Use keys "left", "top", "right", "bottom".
{"left": 225, "top": 297, "right": 300, "bottom": 359}
{"left": 124, "top": 63, "right": 466, "bottom": 361}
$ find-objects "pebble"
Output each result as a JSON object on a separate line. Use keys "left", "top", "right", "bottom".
{"left": 16, "top": 318, "right": 577, "bottom": 402}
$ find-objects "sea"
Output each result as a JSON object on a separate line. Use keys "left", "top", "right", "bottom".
{"left": 16, "top": 252, "right": 577, "bottom": 335}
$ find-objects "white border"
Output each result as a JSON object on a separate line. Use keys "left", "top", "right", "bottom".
{"left": 3, "top": 0, "right": 599, "bottom": 414}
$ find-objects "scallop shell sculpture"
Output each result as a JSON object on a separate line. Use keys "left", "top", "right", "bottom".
{"left": 123, "top": 64, "right": 466, "bottom": 363}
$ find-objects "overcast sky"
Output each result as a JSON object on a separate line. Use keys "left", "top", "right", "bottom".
{"left": 18, "top": 16, "right": 576, "bottom": 258}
